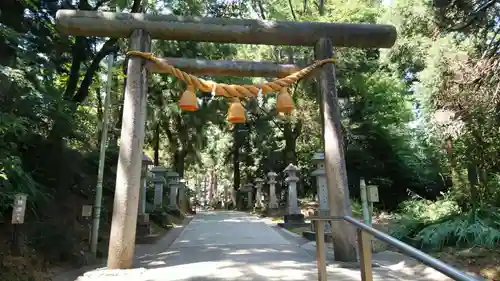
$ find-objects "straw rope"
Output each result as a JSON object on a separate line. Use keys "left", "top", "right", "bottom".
{"left": 126, "top": 51, "right": 335, "bottom": 98}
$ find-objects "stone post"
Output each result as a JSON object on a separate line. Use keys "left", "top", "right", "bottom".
{"left": 231, "top": 187, "right": 237, "bottom": 207}
{"left": 203, "top": 177, "right": 208, "bottom": 207}
{"left": 194, "top": 182, "right": 200, "bottom": 210}
{"left": 311, "top": 152, "right": 332, "bottom": 233}
{"left": 150, "top": 167, "right": 167, "bottom": 209}
{"left": 243, "top": 183, "right": 253, "bottom": 209}
{"left": 267, "top": 171, "right": 278, "bottom": 209}
{"left": 178, "top": 179, "right": 186, "bottom": 212}
{"left": 223, "top": 184, "right": 228, "bottom": 208}
{"left": 166, "top": 171, "right": 179, "bottom": 209}
{"left": 254, "top": 178, "right": 264, "bottom": 209}
{"left": 135, "top": 153, "right": 153, "bottom": 240}
{"left": 138, "top": 153, "right": 153, "bottom": 218}
{"left": 283, "top": 163, "right": 304, "bottom": 224}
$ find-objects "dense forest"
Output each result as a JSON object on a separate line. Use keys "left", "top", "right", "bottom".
{"left": 1, "top": 0, "right": 500, "bottom": 280}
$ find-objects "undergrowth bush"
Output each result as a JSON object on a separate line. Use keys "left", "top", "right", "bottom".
{"left": 27, "top": 222, "right": 77, "bottom": 262}
{"left": 350, "top": 199, "right": 364, "bottom": 217}
{"left": 391, "top": 194, "right": 500, "bottom": 250}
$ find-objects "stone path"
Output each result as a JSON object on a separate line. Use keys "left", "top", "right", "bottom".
{"left": 72, "top": 211, "right": 459, "bottom": 281}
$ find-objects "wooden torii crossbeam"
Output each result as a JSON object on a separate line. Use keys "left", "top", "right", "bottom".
{"left": 54, "top": 9, "right": 397, "bottom": 273}
{"left": 56, "top": 10, "right": 396, "bottom": 48}
{"left": 146, "top": 57, "right": 303, "bottom": 78}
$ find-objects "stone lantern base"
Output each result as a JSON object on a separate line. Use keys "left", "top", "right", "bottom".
{"left": 253, "top": 205, "right": 263, "bottom": 212}
{"left": 265, "top": 207, "right": 281, "bottom": 217}
{"left": 135, "top": 213, "right": 154, "bottom": 243}
{"left": 283, "top": 213, "right": 305, "bottom": 224}
{"left": 302, "top": 230, "right": 333, "bottom": 243}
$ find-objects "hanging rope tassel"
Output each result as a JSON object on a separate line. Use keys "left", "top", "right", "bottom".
{"left": 276, "top": 87, "right": 294, "bottom": 113}
{"left": 179, "top": 84, "right": 198, "bottom": 111}
{"left": 227, "top": 98, "right": 246, "bottom": 124}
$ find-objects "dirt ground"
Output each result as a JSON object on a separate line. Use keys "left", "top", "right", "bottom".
{"left": 435, "top": 248, "right": 500, "bottom": 280}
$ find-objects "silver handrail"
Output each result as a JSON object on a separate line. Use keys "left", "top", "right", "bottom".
{"left": 309, "top": 215, "right": 486, "bottom": 281}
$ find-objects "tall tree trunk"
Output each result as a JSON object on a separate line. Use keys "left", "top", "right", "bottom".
{"left": 282, "top": 49, "right": 301, "bottom": 165}
{"left": 0, "top": 0, "right": 24, "bottom": 66}
{"left": 153, "top": 122, "right": 160, "bottom": 166}
{"left": 318, "top": 0, "right": 325, "bottom": 15}
{"left": 174, "top": 149, "right": 187, "bottom": 178}
{"left": 467, "top": 162, "right": 479, "bottom": 210}
{"left": 233, "top": 130, "right": 241, "bottom": 192}
{"left": 208, "top": 170, "right": 215, "bottom": 204}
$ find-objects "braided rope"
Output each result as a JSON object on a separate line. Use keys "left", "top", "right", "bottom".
{"left": 127, "top": 51, "right": 335, "bottom": 99}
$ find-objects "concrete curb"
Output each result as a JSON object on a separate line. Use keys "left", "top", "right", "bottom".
{"left": 278, "top": 226, "right": 304, "bottom": 239}
{"left": 149, "top": 215, "right": 193, "bottom": 251}
{"left": 165, "top": 215, "right": 194, "bottom": 247}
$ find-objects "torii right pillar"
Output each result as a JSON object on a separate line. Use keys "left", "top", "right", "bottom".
{"left": 315, "top": 38, "right": 357, "bottom": 262}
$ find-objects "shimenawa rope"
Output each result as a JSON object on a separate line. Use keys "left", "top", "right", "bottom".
{"left": 126, "top": 51, "right": 335, "bottom": 99}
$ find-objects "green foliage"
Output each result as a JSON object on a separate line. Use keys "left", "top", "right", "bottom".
{"left": 392, "top": 195, "right": 500, "bottom": 250}
{"left": 349, "top": 199, "right": 364, "bottom": 217}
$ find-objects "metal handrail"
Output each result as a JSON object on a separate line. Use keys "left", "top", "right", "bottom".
{"left": 309, "top": 215, "right": 486, "bottom": 281}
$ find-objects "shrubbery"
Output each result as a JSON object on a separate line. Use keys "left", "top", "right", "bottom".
{"left": 391, "top": 194, "right": 500, "bottom": 250}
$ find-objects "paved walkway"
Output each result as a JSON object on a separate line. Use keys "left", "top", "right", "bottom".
{"left": 135, "top": 211, "right": 319, "bottom": 280}
{"left": 73, "top": 211, "right": 455, "bottom": 281}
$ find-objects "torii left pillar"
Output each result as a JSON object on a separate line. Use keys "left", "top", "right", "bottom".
{"left": 107, "top": 29, "right": 151, "bottom": 269}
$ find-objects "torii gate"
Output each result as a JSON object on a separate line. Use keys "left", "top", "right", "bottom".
{"left": 55, "top": 9, "right": 396, "bottom": 269}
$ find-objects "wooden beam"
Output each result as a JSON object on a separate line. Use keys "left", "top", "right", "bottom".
{"left": 315, "top": 38, "right": 358, "bottom": 262}
{"left": 55, "top": 10, "right": 397, "bottom": 48}
{"left": 146, "top": 57, "right": 303, "bottom": 77}
{"left": 107, "top": 29, "right": 150, "bottom": 269}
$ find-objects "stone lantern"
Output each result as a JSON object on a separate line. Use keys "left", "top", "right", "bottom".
{"left": 241, "top": 183, "right": 254, "bottom": 209}
{"left": 283, "top": 163, "right": 304, "bottom": 224}
{"left": 178, "top": 178, "right": 186, "bottom": 212}
{"left": 254, "top": 177, "right": 265, "bottom": 209}
{"left": 138, "top": 153, "right": 153, "bottom": 218}
{"left": 136, "top": 153, "right": 153, "bottom": 238}
{"left": 166, "top": 171, "right": 179, "bottom": 209}
{"left": 267, "top": 171, "right": 278, "bottom": 211}
{"left": 150, "top": 166, "right": 167, "bottom": 209}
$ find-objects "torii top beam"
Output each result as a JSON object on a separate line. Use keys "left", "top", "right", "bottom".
{"left": 55, "top": 10, "right": 397, "bottom": 48}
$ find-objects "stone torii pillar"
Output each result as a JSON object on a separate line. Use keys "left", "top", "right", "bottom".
{"left": 283, "top": 164, "right": 304, "bottom": 224}
{"left": 254, "top": 178, "right": 264, "bottom": 210}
